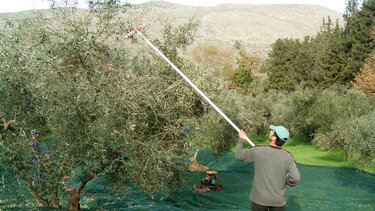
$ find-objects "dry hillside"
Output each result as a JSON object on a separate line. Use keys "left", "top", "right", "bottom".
{"left": 131, "top": 1, "right": 344, "bottom": 57}
{"left": 0, "top": 1, "right": 344, "bottom": 57}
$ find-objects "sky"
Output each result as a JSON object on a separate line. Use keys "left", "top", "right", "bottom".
{"left": 0, "top": 0, "right": 348, "bottom": 14}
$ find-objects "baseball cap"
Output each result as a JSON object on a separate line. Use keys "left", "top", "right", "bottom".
{"left": 270, "top": 125, "right": 289, "bottom": 142}
{"left": 30, "top": 129, "right": 40, "bottom": 135}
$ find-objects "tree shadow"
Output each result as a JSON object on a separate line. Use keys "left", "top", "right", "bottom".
{"left": 317, "top": 153, "right": 348, "bottom": 163}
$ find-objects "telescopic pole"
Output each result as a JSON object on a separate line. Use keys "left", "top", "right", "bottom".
{"left": 125, "top": 24, "right": 255, "bottom": 147}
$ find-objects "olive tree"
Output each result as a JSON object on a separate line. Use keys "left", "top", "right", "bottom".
{"left": 0, "top": 1, "right": 219, "bottom": 209}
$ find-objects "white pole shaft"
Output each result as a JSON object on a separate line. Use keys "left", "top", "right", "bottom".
{"left": 137, "top": 31, "right": 255, "bottom": 147}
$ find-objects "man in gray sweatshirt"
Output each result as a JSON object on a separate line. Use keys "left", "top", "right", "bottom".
{"left": 235, "top": 125, "right": 300, "bottom": 211}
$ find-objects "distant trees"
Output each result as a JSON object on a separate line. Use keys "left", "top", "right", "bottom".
{"left": 266, "top": 19, "right": 347, "bottom": 91}
{"left": 265, "top": 0, "right": 375, "bottom": 92}
{"left": 344, "top": 0, "right": 375, "bottom": 81}
{"left": 223, "top": 49, "right": 261, "bottom": 93}
{"left": 190, "top": 44, "right": 235, "bottom": 76}
{"left": 266, "top": 37, "right": 310, "bottom": 91}
{"left": 191, "top": 45, "right": 263, "bottom": 95}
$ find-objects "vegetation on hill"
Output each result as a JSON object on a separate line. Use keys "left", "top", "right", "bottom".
{"left": 0, "top": 1, "right": 344, "bottom": 57}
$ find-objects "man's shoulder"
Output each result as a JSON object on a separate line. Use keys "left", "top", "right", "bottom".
{"left": 281, "top": 148, "right": 292, "bottom": 154}
{"left": 252, "top": 145, "right": 269, "bottom": 149}
{"left": 250, "top": 145, "right": 271, "bottom": 152}
{"left": 280, "top": 148, "right": 296, "bottom": 160}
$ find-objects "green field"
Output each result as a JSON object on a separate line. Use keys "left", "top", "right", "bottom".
{"left": 230, "top": 136, "right": 375, "bottom": 174}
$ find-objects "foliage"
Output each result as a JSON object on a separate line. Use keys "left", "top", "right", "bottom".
{"left": 270, "top": 85, "right": 319, "bottom": 138}
{"left": 273, "top": 86, "right": 371, "bottom": 138}
{"left": 265, "top": 0, "right": 375, "bottom": 91}
{"left": 266, "top": 19, "right": 348, "bottom": 91}
{"left": 0, "top": 1, "right": 220, "bottom": 209}
{"left": 266, "top": 37, "right": 307, "bottom": 91}
{"left": 343, "top": 0, "right": 375, "bottom": 81}
{"left": 312, "top": 18, "right": 347, "bottom": 87}
{"left": 271, "top": 85, "right": 373, "bottom": 166}
{"left": 198, "top": 84, "right": 373, "bottom": 168}
{"left": 352, "top": 51, "right": 375, "bottom": 97}
{"left": 314, "top": 110, "right": 375, "bottom": 167}
{"left": 223, "top": 49, "right": 260, "bottom": 93}
{"left": 191, "top": 45, "right": 264, "bottom": 96}
{"left": 195, "top": 89, "right": 278, "bottom": 155}
{"left": 190, "top": 44, "right": 235, "bottom": 77}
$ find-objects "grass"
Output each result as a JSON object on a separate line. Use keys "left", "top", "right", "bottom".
{"left": 230, "top": 136, "right": 375, "bottom": 174}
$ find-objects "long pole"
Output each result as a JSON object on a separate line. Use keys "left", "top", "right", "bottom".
{"left": 126, "top": 25, "right": 255, "bottom": 147}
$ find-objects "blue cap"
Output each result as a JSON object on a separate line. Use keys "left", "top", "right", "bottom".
{"left": 270, "top": 125, "right": 289, "bottom": 142}
{"left": 30, "top": 129, "right": 39, "bottom": 135}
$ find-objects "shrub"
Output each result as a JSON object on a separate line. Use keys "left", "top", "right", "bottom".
{"left": 273, "top": 86, "right": 371, "bottom": 139}
{"left": 308, "top": 87, "right": 371, "bottom": 135}
{"left": 314, "top": 111, "right": 375, "bottom": 167}
{"left": 273, "top": 85, "right": 319, "bottom": 138}
{"left": 190, "top": 44, "right": 235, "bottom": 77}
{"left": 195, "top": 89, "right": 279, "bottom": 154}
{"left": 344, "top": 111, "right": 375, "bottom": 166}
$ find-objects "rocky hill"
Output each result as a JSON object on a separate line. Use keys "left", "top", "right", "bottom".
{"left": 0, "top": 1, "right": 344, "bottom": 57}
{"left": 132, "top": 1, "right": 344, "bottom": 56}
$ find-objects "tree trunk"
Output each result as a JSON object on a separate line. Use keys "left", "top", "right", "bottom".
{"left": 66, "top": 152, "right": 120, "bottom": 210}
{"left": 22, "top": 175, "right": 49, "bottom": 207}
{"left": 50, "top": 191, "right": 61, "bottom": 208}
{"left": 67, "top": 192, "right": 81, "bottom": 210}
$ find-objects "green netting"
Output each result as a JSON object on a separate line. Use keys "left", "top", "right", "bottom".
{"left": 1, "top": 149, "right": 375, "bottom": 210}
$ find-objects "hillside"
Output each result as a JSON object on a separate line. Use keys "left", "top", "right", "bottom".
{"left": 133, "top": 1, "right": 344, "bottom": 56}
{"left": 0, "top": 1, "right": 344, "bottom": 57}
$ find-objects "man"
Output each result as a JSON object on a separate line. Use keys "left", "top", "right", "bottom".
{"left": 29, "top": 129, "right": 49, "bottom": 187}
{"left": 236, "top": 125, "right": 300, "bottom": 211}
{"left": 30, "top": 129, "right": 42, "bottom": 165}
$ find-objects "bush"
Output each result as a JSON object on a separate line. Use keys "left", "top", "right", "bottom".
{"left": 314, "top": 111, "right": 375, "bottom": 167}
{"left": 344, "top": 111, "right": 375, "bottom": 166}
{"left": 190, "top": 44, "right": 235, "bottom": 76}
{"left": 195, "top": 89, "right": 279, "bottom": 154}
{"left": 272, "top": 85, "right": 319, "bottom": 138}
{"left": 272, "top": 86, "right": 371, "bottom": 139}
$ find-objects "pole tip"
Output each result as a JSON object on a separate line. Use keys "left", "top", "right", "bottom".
{"left": 125, "top": 23, "right": 147, "bottom": 39}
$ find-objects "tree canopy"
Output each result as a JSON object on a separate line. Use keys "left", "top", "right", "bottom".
{"left": 0, "top": 1, "right": 220, "bottom": 209}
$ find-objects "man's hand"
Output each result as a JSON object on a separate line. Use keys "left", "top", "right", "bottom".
{"left": 238, "top": 130, "right": 247, "bottom": 140}
{"left": 286, "top": 175, "right": 298, "bottom": 186}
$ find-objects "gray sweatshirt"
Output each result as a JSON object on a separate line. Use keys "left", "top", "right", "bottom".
{"left": 235, "top": 138, "right": 300, "bottom": 207}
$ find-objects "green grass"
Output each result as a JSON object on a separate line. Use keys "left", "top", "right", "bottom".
{"left": 230, "top": 136, "right": 375, "bottom": 174}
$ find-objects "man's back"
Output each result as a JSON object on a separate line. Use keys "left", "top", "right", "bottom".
{"left": 235, "top": 143, "right": 300, "bottom": 207}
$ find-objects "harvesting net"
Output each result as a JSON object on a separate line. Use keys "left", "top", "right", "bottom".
{"left": 1, "top": 149, "right": 374, "bottom": 210}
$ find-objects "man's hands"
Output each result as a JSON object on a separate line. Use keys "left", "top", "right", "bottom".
{"left": 286, "top": 175, "right": 298, "bottom": 186}
{"left": 238, "top": 130, "right": 247, "bottom": 140}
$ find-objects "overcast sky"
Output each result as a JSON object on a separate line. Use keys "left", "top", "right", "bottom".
{"left": 0, "top": 0, "right": 347, "bottom": 13}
